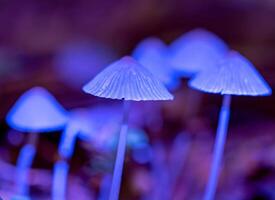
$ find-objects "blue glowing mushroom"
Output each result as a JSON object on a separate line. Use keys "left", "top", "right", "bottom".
{"left": 169, "top": 28, "right": 228, "bottom": 77}
{"left": 133, "top": 37, "right": 180, "bottom": 91}
{"left": 6, "top": 87, "right": 68, "bottom": 197}
{"left": 53, "top": 105, "right": 121, "bottom": 200}
{"left": 83, "top": 56, "right": 173, "bottom": 200}
{"left": 188, "top": 51, "right": 272, "bottom": 200}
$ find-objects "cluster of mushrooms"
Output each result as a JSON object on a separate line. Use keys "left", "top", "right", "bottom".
{"left": 5, "top": 28, "right": 271, "bottom": 200}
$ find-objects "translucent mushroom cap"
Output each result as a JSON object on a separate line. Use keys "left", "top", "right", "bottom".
{"left": 132, "top": 37, "right": 180, "bottom": 90}
{"left": 188, "top": 51, "right": 272, "bottom": 96}
{"left": 6, "top": 87, "right": 68, "bottom": 132}
{"left": 169, "top": 28, "right": 228, "bottom": 77}
{"left": 83, "top": 56, "right": 174, "bottom": 101}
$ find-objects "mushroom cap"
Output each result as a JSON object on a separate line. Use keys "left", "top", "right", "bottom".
{"left": 6, "top": 87, "right": 68, "bottom": 132}
{"left": 169, "top": 28, "right": 228, "bottom": 77}
{"left": 132, "top": 37, "right": 180, "bottom": 90}
{"left": 188, "top": 51, "right": 272, "bottom": 96}
{"left": 83, "top": 56, "right": 174, "bottom": 101}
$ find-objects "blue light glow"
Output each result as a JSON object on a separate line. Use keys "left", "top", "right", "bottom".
{"left": 83, "top": 56, "right": 174, "bottom": 101}
{"left": 132, "top": 37, "right": 180, "bottom": 90}
{"left": 106, "top": 128, "right": 149, "bottom": 150}
{"left": 6, "top": 87, "right": 68, "bottom": 133}
{"left": 169, "top": 28, "right": 228, "bottom": 77}
{"left": 59, "top": 106, "right": 120, "bottom": 158}
{"left": 10, "top": 195, "right": 31, "bottom": 200}
{"left": 132, "top": 144, "right": 153, "bottom": 164}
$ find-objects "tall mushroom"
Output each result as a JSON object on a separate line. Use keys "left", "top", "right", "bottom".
{"left": 6, "top": 87, "right": 68, "bottom": 198}
{"left": 188, "top": 51, "right": 272, "bottom": 200}
{"left": 83, "top": 56, "right": 173, "bottom": 200}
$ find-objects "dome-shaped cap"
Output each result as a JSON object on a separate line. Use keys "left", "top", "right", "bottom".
{"left": 169, "top": 28, "right": 228, "bottom": 77}
{"left": 188, "top": 51, "right": 272, "bottom": 96}
{"left": 6, "top": 87, "right": 68, "bottom": 132}
{"left": 83, "top": 56, "right": 174, "bottom": 101}
{"left": 133, "top": 37, "right": 180, "bottom": 90}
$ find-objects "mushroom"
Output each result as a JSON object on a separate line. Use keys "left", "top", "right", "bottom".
{"left": 6, "top": 87, "right": 68, "bottom": 198}
{"left": 132, "top": 37, "right": 180, "bottom": 91}
{"left": 188, "top": 51, "right": 272, "bottom": 200}
{"left": 83, "top": 56, "right": 173, "bottom": 200}
{"left": 53, "top": 105, "right": 120, "bottom": 200}
{"left": 169, "top": 28, "right": 228, "bottom": 77}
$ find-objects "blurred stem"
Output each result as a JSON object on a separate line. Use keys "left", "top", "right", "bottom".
{"left": 109, "top": 100, "right": 130, "bottom": 200}
{"left": 204, "top": 95, "right": 231, "bottom": 200}
{"left": 16, "top": 132, "right": 38, "bottom": 196}
{"left": 52, "top": 160, "right": 69, "bottom": 200}
{"left": 52, "top": 126, "right": 78, "bottom": 200}
{"left": 58, "top": 125, "right": 78, "bottom": 159}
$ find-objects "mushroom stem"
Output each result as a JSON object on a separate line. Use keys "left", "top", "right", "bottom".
{"left": 204, "top": 94, "right": 231, "bottom": 200}
{"left": 16, "top": 133, "right": 38, "bottom": 196}
{"left": 59, "top": 126, "right": 78, "bottom": 159}
{"left": 52, "top": 160, "right": 69, "bottom": 200}
{"left": 109, "top": 100, "right": 130, "bottom": 200}
{"left": 52, "top": 126, "right": 78, "bottom": 200}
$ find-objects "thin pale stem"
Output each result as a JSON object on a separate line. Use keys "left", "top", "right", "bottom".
{"left": 52, "top": 160, "right": 69, "bottom": 200}
{"left": 58, "top": 126, "right": 78, "bottom": 159}
{"left": 204, "top": 94, "right": 232, "bottom": 200}
{"left": 52, "top": 126, "right": 78, "bottom": 200}
{"left": 16, "top": 132, "right": 38, "bottom": 196}
{"left": 109, "top": 100, "right": 130, "bottom": 200}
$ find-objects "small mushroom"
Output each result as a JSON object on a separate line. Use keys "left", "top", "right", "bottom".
{"left": 188, "top": 51, "right": 272, "bottom": 200}
{"left": 169, "top": 28, "right": 228, "bottom": 77}
{"left": 53, "top": 105, "right": 120, "bottom": 200}
{"left": 6, "top": 87, "right": 68, "bottom": 198}
{"left": 133, "top": 37, "right": 180, "bottom": 91}
{"left": 83, "top": 56, "right": 173, "bottom": 200}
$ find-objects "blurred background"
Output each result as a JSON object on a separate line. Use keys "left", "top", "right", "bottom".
{"left": 0, "top": 0, "right": 275, "bottom": 199}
